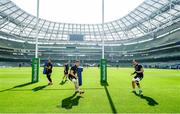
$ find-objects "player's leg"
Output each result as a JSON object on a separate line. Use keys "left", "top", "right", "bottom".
{"left": 132, "top": 78, "right": 136, "bottom": 92}
{"left": 62, "top": 76, "right": 65, "bottom": 82}
{"left": 46, "top": 74, "right": 50, "bottom": 84}
{"left": 62, "top": 71, "right": 65, "bottom": 80}
{"left": 64, "top": 71, "right": 68, "bottom": 81}
{"left": 72, "top": 78, "right": 80, "bottom": 92}
{"left": 135, "top": 77, "right": 143, "bottom": 95}
{"left": 66, "top": 74, "right": 68, "bottom": 80}
{"left": 71, "top": 78, "right": 84, "bottom": 94}
{"left": 61, "top": 71, "right": 67, "bottom": 82}
{"left": 49, "top": 74, "right": 53, "bottom": 85}
{"left": 47, "top": 73, "right": 53, "bottom": 85}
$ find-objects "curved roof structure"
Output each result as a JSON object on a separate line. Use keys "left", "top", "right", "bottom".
{"left": 0, "top": 0, "right": 180, "bottom": 43}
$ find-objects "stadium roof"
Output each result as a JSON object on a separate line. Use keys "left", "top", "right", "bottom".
{"left": 10, "top": 0, "right": 144, "bottom": 24}
{"left": 0, "top": 0, "right": 180, "bottom": 43}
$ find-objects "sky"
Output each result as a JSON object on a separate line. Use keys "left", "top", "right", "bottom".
{"left": 11, "top": 0, "right": 144, "bottom": 24}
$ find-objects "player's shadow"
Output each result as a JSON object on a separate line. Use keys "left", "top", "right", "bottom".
{"left": 59, "top": 80, "right": 68, "bottom": 85}
{"left": 61, "top": 92, "right": 82, "bottom": 109}
{"left": 0, "top": 82, "right": 34, "bottom": 92}
{"left": 133, "top": 92, "right": 159, "bottom": 106}
{"left": 32, "top": 85, "right": 48, "bottom": 91}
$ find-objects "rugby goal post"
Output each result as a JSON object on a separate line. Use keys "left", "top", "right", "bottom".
{"left": 100, "top": 59, "right": 107, "bottom": 83}
{"left": 32, "top": 58, "right": 40, "bottom": 83}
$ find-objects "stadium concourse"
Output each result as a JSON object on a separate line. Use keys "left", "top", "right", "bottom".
{"left": 0, "top": 0, "right": 180, "bottom": 113}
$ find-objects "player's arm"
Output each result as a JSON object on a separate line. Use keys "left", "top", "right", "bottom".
{"left": 48, "top": 65, "right": 52, "bottom": 69}
{"left": 136, "top": 68, "right": 144, "bottom": 73}
{"left": 131, "top": 71, "right": 136, "bottom": 75}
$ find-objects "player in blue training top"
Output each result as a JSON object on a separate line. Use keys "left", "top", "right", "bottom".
{"left": 46, "top": 59, "right": 53, "bottom": 85}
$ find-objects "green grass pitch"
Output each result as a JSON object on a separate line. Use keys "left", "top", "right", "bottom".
{"left": 0, "top": 67, "right": 180, "bottom": 113}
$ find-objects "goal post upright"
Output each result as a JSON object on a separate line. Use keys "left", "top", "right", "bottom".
{"left": 32, "top": 0, "right": 40, "bottom": 83}
{"left": 100, "top": 0, "right": 107, "bottom": 84}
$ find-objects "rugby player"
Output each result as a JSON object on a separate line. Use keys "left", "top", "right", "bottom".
{"left": 61, "top": 62, "right": 69, "bottom": 82}
{"left": 69, "top": 60, "right": 84, "bottom": 94}
{"left": 46, "top": 59, "right": 53, "bottom": 85}
{"left": 131, "top": 59, "right": 144, "bottom": 95}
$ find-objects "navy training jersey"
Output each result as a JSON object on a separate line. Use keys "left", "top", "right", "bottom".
{"left": 70, "top": 65, "right": 78, "bottom": 75}
{"left": 68, "top": 65, "right": 78, "bottom": 79}
{"left": 134, "top": 64, "right": 143, "bottom": 76}
{"left": 47, "top": 62, "right": 53, "bottom": 73}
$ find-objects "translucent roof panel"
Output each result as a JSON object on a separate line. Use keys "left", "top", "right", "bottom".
{"left": 0, "top": 0, "right": 179, "bottom": 43}
{"left": 10, "top": 0, "right": 144, "bottom": 24}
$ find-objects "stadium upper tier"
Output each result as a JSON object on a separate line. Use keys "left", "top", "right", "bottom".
{"left": 0, "top": 0, "right": 180, "bottom": 43}
{"left": 0, "top": 28, "right": 180, "bottom": 62}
